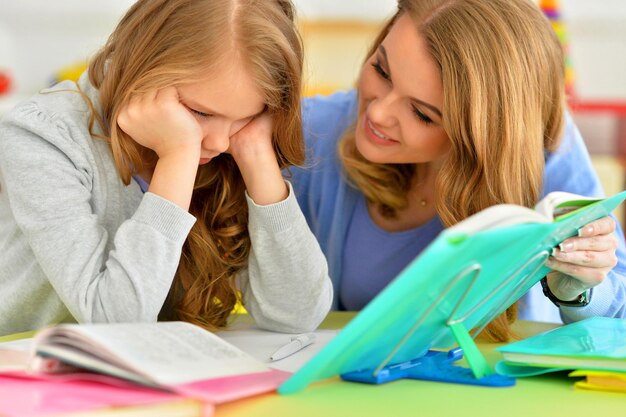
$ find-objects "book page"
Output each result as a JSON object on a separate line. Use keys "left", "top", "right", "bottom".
{"left": 534, "top": 191, "right": 601, "bottom": 220}
{"left": 448, "top": 204, "right": 551, "bottom": 235}
{"left": 446, "top": 191, "right": 604, "bottom": 236}
{"left": 35, "top": 322, "right": 268, "bottom": 387}
{"left": 0, "top": 338, "right": 32, "bottom": 371}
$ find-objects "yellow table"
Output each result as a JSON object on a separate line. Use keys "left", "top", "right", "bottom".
{"left": 216, "top": 313, "right": 625, "bottom": 417}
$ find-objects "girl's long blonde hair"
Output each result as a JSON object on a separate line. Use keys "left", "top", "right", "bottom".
{"left": 339, "top": 0, "right": 565, "bottom": 341}
{"left": 86, "top": 0, "right": 304, "bottom": 330}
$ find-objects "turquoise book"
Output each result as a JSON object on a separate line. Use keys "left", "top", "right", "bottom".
{"left": 496, "top": 317, "right": 626, "bottom": 374}
{"left": 279, "top": 190, "right": 626, "bottom": 394}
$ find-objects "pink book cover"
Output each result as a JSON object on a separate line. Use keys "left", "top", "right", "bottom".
{"left": 0, "top": 368, "right": 290, "bottom": 417}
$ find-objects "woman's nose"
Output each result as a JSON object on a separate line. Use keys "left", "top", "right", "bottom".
{"left": 368, "top": 90, "right": 399, "bottom": 127}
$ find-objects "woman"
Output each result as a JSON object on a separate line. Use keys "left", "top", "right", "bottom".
{"left": 0, "top": 0, "right": 332, "bottom": 336}
{"left": 292, "top": 0, "right": 625, "bottom": 341}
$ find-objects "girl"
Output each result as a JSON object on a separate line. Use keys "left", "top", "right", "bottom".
{"left": 0, "top": 0, "right": 332, "bottom": 336}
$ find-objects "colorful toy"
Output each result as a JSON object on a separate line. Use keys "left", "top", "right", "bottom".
{"left": 0, "top": 70, "right": 11, "bottom": 95}
{"left": 49, "top": 61, "right": 88, "bottom": 86}
{"left": 539, "top": 0, "right": 575, "bottom": 96}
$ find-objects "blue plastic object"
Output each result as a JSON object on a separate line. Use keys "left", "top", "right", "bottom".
{"left": 341, "top": 348, "right": 515, "bottom": 387}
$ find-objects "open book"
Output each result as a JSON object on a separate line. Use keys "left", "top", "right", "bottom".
{"left": 450, "top": 191, "right": 606, "bottom": 234}
{"left": 1, "top": 321, "right": 330, "bottom": 417}
{"left": 26, "top": 321, "right": 271, "bottom": 389}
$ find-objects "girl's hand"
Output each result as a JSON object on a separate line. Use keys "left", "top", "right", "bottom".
{"left": 228, "top": 112, "right": 276, "bottom": 164}
{"left": 228, "top": 113, "right": 288, "bottom": 205}
{"left": 117, "top": 87, "right": 203, "bottom": 159}
{"left": 117, "top": 87, "right": 203, "bottom": 210}
{"left": 545, "top": 216, "right": 619, "bottom": 302}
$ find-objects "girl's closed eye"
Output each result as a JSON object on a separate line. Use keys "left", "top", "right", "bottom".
{"left": 188, "top": 107, "right": 213, "bottom": 119}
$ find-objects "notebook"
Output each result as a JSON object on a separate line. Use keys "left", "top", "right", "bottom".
{"left": 496, "top": 317, "right": 626, "bottom": 376}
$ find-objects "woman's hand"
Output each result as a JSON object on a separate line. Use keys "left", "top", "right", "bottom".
{"left": 545, "top": 216, "right": 619, "bottom": 302}
{"left": 117, "top": 87, "right": 203, "bottom": 159}
{"left": 229, "top": 113, "right": 288, "bottom": 205}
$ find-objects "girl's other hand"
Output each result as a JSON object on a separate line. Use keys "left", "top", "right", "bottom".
{"left": 117, "top": 87, "right": 203, "bottom": 159}
{"left": 228, "top": 112, "right": 275, "bottom": 165}
{"left": 228, "top": 113, "right": 288, "bottom": 205}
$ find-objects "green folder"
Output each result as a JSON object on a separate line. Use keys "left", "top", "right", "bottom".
{"left": 496, "top": 316, "right": 626, "bottom": 376}
{"left": 279, "top": 190, "right": 626, "bottom": 394}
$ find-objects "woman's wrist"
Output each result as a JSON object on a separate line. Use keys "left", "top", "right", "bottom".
{"left": 541, "top": 274, "right": 592, "bottom": 307}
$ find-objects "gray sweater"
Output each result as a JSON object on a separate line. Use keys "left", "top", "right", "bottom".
{"left": 0, "top": 76, "right": 332, "bottom": 336}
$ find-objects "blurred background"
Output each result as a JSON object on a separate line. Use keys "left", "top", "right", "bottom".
{"left": 0, "top": 0, "right": 624, "bottom": 219}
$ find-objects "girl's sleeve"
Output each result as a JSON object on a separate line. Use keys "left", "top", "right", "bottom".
{"left": 0, "top": 104, "right": 196, "bottom": 323}
{"left": 238, "top": 181, "right": 333, "bottom": 333}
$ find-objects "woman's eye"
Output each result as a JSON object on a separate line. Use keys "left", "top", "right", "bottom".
{"left": 412, "top": 106, "right": 433, "bottom": 125}
{"left": 371, "top": 61, "right": 390, "bottom": 81}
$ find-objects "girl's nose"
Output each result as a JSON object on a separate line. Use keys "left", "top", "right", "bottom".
{"left": 202, "top": 128, "right": 230, "bottom": 154}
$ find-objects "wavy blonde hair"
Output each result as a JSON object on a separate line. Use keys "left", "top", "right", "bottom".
{"left": 85, "top": 0, "right": 304, "bottom": 330}
{"left": 339, "top": 0, "right": 565, "bottom": 341}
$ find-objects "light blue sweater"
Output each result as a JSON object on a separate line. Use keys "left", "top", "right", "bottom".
{"left": 291, "top": 90, "right": 626, "bottom": 323}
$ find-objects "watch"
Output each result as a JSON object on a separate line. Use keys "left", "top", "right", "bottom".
{"left": 540, "top": 277, "right": 591, "bottom": 307}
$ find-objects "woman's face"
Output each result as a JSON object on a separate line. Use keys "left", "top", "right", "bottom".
{"left": 356, "top": 13, "right": 449, "bottom": 165}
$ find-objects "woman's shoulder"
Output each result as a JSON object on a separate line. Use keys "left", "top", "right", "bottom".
{"left": 543, "top": 113, "right": 603, "bottom": 197}
{"left": 302, "top": 89, "right": 357, "bottom": 114}
{"left": 302, "top": 90, "right": 358, "bottom": 144}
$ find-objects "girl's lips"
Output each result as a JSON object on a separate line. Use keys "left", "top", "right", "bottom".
{"left": 199, "top": 153, "right": 220, "bottom": 165}
{"left": 364, "top": 117, "right": 399, "bottom": 146}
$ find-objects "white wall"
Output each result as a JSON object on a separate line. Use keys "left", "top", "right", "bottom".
{"left": 293, "top": 0, "right": 396, "bottom": 21}
{"left": 0, "top": 1, "right": 135, "bottom": 99}
{"left": 0, "top": 0, "right": 625, "bottom": 100}
{"left": 561, "top": 0, "right": 626, "bottom": 99}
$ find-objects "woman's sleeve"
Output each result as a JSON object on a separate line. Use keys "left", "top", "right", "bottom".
{"left": 0, "top": 104, "right": 196, "bottom": 323}
{"left": 238, "top": 181, "right": 333, "bottom": 333}
{"left": 545, "top": 113, "right": 626, "bottom": 321}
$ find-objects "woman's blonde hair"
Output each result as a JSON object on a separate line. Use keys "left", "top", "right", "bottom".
{"left": 86, "top": 0, "right": 304, "bottom": 330}
{"left": 339, "top": 0, "right": 565, "bottom": 341}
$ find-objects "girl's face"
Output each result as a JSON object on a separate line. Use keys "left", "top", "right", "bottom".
{"left": 355, "top": 13, "right": 449, "bottom": 165}
{"left": 177, "top": 58, "right": 266, "bottom": 165}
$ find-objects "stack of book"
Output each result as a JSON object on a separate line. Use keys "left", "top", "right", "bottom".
{"left": 496, "top": 316, "right": 626, "bottom": 393}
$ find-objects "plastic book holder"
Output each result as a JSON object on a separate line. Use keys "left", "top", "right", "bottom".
{"left": 341, "top": 250, "right": 550, "bottom": 388}
{"left": 279, "top": 191, "right": 626, "bottom": 395}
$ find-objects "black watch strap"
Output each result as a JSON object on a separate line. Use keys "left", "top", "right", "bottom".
{"left": 540, "top": 277, "right": 591, "bottom": 307}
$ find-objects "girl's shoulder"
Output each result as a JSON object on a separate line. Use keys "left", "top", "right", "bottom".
{"left": 0, "top": 76, "right": 107, "bottom": 169}
{"left": 4, "top": 79, "right": 92, "bottom": 128}
{"left": 0, "top": 76, "right": 101, "bottom": 149}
